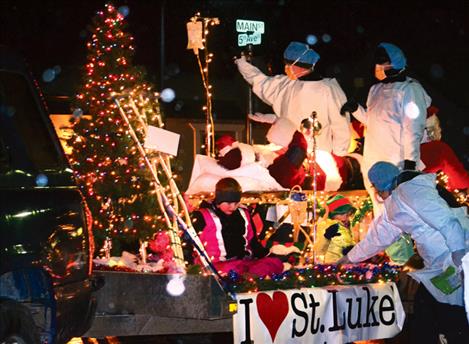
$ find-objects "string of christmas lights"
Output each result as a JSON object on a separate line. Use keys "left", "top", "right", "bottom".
{"left": 113, "top": 95, "right": 186, "bottom": 270}
{"left": 224, "top": 262, "right": 400, "bottom": 293}
{"left": 436, "top": 171, "right": 469, "bottom": 206}
{"left": 69, "top": 3, "right": 180, "bottom": 261}
{"left": 187, "top": 13, "right": 220, "bottom": 157}
{"left": 92, "top": 260, "right": 400, "bottom": 293}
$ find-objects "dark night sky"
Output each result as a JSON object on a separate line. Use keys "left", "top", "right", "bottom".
{"left": 1, "top": 0, "right": 468, "bottom": 165}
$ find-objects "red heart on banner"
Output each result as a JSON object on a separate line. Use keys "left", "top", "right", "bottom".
{"left": 256, "top": 291, "right": 289, "bottom": 342}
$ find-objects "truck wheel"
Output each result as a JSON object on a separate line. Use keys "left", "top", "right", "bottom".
{"left": 0, "top": 300, "right": 40, "bottom": 344}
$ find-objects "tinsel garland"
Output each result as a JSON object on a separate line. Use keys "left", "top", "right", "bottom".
{"left": 224, "top": 263, "right": 400, "bottom": 293}
{"left": 92, "top": 252, "right": 175, "bottom": 273}
{"left": 93, "top": 261, "right": 400, "bottom": 296}
{"left": 351, "top": 196, "right": 373, "bottom": 227}
{"left": 436, "top": 171, "right": 468, "bottom": 206}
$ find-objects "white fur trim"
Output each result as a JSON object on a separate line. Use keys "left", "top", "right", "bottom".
{"left": 252, "top": 144, "right": 283, "bottom": 168}
{"left": 219, "top": 144, "right": 234, "bottom": 157}
{"left": 266, "top": 117, "right": 298, "bottom": 147}
{"left": 238, "top": 143, "right": 256, "bottom": 165}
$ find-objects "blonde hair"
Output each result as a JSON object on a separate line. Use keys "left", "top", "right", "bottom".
{"left": 424, "top": 114, "right": 442, "bottom": 142}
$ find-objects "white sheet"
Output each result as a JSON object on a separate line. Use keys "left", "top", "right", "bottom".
{"left": 185, "top": 154, "right": 286, "bottom": 194}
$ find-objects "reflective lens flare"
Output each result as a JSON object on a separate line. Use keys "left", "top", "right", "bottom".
{"left": 321, "top": 33, "right": 332, "bottom": 43}
{"left": 42, "top": 68, "right": 56, "bottom": 82}
{"left": 36, "top": 173, "right": 49, "bottom": 187}
{"left": 160, "top": 88, "right": 176, "bottom": 103}
{"left": 73, "top": 108, "right": 84, "bottom": 118}
{"left": 306, "top": 34, "right": 318, "bottom": 45}
{"left": 166, "top": 274, "right": 186, "bottom": 296}
{"left": 118, "top": 6, "right": 130, "bottom": 17}
{"left": 404, "top": 102, "right": 420, "bottom": 119}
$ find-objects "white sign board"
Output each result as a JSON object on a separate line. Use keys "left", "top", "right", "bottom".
{"left": 236, "top": 19, "right": 265, "bottom": 34}
{"left": 233, "top": 282, "right": 405, "bottom": 343}
{"left": 238, "top": 33, "right": 262, "bottom": 47}
{"left": 144, "top": 125, "right": 180, "bottom": 156}
{"left": 236, "top": 19, "right": 265, "bottom": 47}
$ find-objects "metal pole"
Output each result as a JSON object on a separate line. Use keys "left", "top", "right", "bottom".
{"left": 246, "top": 44, "right": 253, "bottom": 144}
{"left": 159, "top": 0, "right": 166, "bottom": 89}
{"left": 311, "top": 111, "right": 319, "bottom": 264}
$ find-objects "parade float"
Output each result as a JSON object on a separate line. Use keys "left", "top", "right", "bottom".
{"left": 47, "top": 4, "right": 442, "bottom": 342}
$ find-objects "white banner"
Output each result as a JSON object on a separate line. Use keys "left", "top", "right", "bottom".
{"left": 233, "top": 282, "right": 405, "bottom": 343}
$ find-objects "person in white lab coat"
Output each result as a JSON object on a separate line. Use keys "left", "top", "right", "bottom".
{"left": 338, "top": 161, "right": 469, "bottom": 343}
{"left": 235, "top": 41, "right": 351, "bottom": 157}
{"left": 340, "top": 42, "right": 432, "bottom": 216}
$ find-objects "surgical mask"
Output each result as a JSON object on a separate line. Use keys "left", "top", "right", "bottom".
{"left": 285, "top": 64, "right": 297, "bottom": 80}
{"left": 374, "top": 64, "right": 387, "bottom": 80}
{"left": 285, "top": 64, "right": 312, "bottom": 80}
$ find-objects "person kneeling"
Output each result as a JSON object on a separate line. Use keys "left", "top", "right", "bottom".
{"left": 338, "top": 161, "right": 469, "bottom": 343}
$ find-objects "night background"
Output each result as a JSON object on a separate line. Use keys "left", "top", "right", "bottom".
{"left": 1, "top": 0, "right": 468, "bottom": 167}
{"left": 1, "top": 2, "right": 468, "bottom": 342}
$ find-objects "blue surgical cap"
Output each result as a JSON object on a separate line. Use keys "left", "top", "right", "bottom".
{"left": 283, "top": 41, "right": 320, "bottom": 68}
{"left": 378, "top": 42, "right": 406, "bottom": 70}
{"left": 368, "top": 161, "right": 400, "bottom": 192}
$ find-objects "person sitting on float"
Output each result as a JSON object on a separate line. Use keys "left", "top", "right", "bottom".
{"left": 314, "top": 194, "right": 356, "bottom": 264}
{"left": 190, "top": 177, "right": 284, "bottom": 276}
{"left": 421, "top": 105, "right": 469, "bottom": 195}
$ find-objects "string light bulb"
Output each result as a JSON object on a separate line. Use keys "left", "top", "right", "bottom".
{"left": 187, "top": 12, "right": 220, "bottom": 157}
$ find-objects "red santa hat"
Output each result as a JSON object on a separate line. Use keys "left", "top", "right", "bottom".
{"left": 426, "top": 105, "right": 439, "bottom": 118}
{"left": 216, "top": 135, "right": 236, "bottom": 156}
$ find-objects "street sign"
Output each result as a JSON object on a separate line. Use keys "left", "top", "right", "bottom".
{"left": 236, "top": 19, "right": 265, "bottom": 47}
{"left": 238, "top": 33, "right": 262, "bottom": 46}
{"left": 236, "top": 19, "right": 265, "bottom": 34}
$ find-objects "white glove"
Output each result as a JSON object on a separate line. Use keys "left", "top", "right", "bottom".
{"left": 233, "top": 55, "right": 246, "bottom": 65}
{"left": 248, "top": 112, "right": 278, "bottom": 124}
{"left": 269, "top": 244, "right": 301, "bottom": 256}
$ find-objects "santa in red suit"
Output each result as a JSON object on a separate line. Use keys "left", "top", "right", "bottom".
{"left": 216, "top": 128, "right": 309, "bottom": 189}
{"left": 420, "top": 105, "right": 469, "bottom": 192}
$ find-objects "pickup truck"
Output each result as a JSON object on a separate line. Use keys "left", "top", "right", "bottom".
{"left": 0, "top": 46, "right": 96, "bottom": 344}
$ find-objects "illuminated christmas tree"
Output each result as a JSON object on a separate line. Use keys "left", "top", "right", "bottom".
{"left": 69, "top": 3, "right": 166, "bottom": 254}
